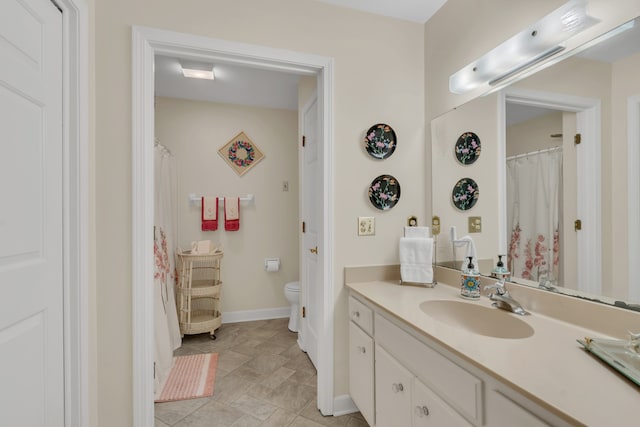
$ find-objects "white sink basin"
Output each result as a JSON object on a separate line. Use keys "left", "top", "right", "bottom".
{"left": 419, "top": 300, "right": 534, "bottom": 339}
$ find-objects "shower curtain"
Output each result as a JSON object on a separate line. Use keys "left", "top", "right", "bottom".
{"left": 506, "top": 148, "right": 562, "bottom": 283}
{"left": 154, "top": 143, "right": 182, "bottom": 395}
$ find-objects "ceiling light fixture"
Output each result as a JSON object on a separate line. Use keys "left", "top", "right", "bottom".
{"left": 180, "top": 60, "right": 215, "bottom": 80}
{"left": 449, "top": 0, "right": 598, "bottom": 94}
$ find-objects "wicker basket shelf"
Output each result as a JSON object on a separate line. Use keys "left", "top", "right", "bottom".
{"left": 176, "top": 249, "right": 224, "bottom": 339}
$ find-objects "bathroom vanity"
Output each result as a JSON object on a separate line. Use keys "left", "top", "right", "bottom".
{"left": 346, "top": 267, "right": 640, "bottom": 426}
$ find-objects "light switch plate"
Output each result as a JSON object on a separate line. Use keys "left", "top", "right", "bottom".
{"left": 468, "top": 216, "right": 482, "bottom": 233}
{"left": 358, "top": 217, "right": 375, "bottom": 236}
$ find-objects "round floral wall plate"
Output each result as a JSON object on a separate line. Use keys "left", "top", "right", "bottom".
{"left": 364, "top": 123, "right": 397, "bottom": 159}
{"left": 452, "top": 177, "right": 479, "bottom": 211}
{"left": 455, "top": 132, "right": 481, "bottom": 165}
{"left": 368, "top": 175, "right": 401, "bottom": 210}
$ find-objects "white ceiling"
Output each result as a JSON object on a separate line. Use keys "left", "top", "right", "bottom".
{"left": 154, "top": 0, "right": 448, "bottom": 110}
{"left": 155, "top": 56, "right": 301, "bottom": 111}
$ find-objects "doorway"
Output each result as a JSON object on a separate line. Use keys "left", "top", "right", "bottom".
{"left": 132, "top": 26, "right": 335, "bottom": 426}
{"left": 500, "top": 87, "right": 601, "bottom": 295}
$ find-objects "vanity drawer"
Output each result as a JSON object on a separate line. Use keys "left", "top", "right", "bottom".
{"left": 375, "top": 314, "right": 482, "bottom": 424}
{"left": 348, "top": 296, "right": 373, "bottom": 335}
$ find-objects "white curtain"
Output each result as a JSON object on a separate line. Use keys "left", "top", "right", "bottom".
{"left": 153, "top": 143, "right": 182, "bottom": 394}
{"left": 506, "top": 148, "right": 562, "bottom": 283}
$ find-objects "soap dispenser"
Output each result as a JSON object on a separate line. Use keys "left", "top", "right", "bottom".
{"left": 460, "top": 256, "right": 480, "bottom": 300}
{"left": 491, "top": 255, "right": 511, "bottom": 282}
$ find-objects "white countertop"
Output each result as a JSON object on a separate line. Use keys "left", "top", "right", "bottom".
{"left": 346, "top": 280, "right": 640, "bottom": 426}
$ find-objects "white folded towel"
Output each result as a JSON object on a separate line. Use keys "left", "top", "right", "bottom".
{"left": 404, "top": 226, "right": 430, "bottom": 238}
{"left": 455, "top": 235, "right": 478, "bottom": 271}
{"left": 399, "top": 237, "right": 434, "bottom": 284}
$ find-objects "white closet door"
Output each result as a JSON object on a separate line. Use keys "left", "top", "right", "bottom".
{"left": 0, "top": 0, "right": 64, "bottom": 425}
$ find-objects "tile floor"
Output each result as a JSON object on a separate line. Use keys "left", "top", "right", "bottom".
{"left": 155, "top": 318, "right": 368, "bottom": 427}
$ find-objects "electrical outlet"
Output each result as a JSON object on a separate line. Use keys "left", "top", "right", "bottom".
{"left": 468, "top": 216, "right": 482, "bottom": 233}
{"left": 358, "top": 217, "right": 375, "bottom": 236}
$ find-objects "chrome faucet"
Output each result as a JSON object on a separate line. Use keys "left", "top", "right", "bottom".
{"left": 484, "top": 279, "right": 530, "bottom": 316}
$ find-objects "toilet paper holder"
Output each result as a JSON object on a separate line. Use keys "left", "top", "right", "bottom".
{"left": 264, "top": 258, "right": 280, "bottom": 272}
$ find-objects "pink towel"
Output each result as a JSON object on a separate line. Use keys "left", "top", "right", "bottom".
{"left": 201, "top": 197, "right": 218, "bottom": 231}
{"left": 224, "top": 197, "right": 240, "bottom": 231}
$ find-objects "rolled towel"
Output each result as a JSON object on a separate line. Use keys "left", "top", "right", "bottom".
{"left": 399, "top": 237, "right": 434, "bottom": 284}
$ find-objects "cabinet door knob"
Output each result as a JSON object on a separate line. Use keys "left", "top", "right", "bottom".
{"left": 357, "top": 346, "right": 366, "bottom": 354}
{"left": 352, "top": 310, "right": 360, "bottom": 318}
{"left": 392, "top": 383, "right": 404, "bottom": 393}
{"left": 415, "top": 405, "right": 429, "bottom": 417}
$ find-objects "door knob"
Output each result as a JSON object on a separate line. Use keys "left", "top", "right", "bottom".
{"left": 309, "top": 246, "right": 318, "bottom": 254}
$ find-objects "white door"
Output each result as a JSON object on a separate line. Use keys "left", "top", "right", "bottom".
{"left": 0, "top": 0, "right": 64, "bottom": 425}
{"left": 300, "top": 93, "right": 321, "bottom": 369}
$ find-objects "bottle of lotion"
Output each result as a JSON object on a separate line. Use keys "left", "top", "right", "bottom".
{"left": 461, "top": 256, "right": 480, "bottom": 300}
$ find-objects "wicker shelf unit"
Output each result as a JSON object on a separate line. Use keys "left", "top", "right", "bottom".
{"left": 176, "top": 249, "right": 223, "bottom": 339}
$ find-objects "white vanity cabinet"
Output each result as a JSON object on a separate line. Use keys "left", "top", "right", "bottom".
{"left": 484, "top": 390, "right": 552, "bottom": 427}
{"left": 348, "top": 296, "right": 375, "bottom": 426}
{"left": 375, "top": 314, "right": 478, "bottom": 426}
{"left": 375, "top": 344, "right": 472, "bottom": 427}
{"left": 374, "top": 344, "right": 412, "bottom": 426}
{"left": 348, "top": 291, "right": 572, "bottom": 427}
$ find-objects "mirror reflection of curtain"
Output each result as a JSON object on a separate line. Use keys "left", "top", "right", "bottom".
{"left": 507, "top": 148, "right": 562, "bottom": 283}
{"left": 154, "top": 142, "right": 182, "bottom": 394}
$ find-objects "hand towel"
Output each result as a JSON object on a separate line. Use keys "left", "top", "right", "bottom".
{"left": 224, "top": 197, "right": 240, "bottom": 231}
{"left": 404, "top": 226, "right": 430, "bottom": 238}
{"left": 399, "top": 237, "right": 434, "bottom": 284}
{"left": 201, "top": 197, "right": 218, "bottom": 231}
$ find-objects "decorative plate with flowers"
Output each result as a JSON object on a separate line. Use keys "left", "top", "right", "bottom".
{"left": 455, "top": 132, "right": 481, "bottom": 165}
{"left": 364, "top": 123, "right": 397, "bottom": 160}
{"left": 451, "top": 177, "right": 479, "bottom": 211}
{"left": 368, "top": 174, "right": 401, "bottom": 210}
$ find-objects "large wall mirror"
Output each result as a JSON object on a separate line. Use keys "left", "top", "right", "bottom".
{"left": 431, "top": 16, "right": 640, "bottom": 309}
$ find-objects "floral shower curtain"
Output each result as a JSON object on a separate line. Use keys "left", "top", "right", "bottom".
{"left": 506, "top": 148, "right": 562, "bottom": 283}
{"left": 154, "top": 143, "right": 182, "bottom": 394}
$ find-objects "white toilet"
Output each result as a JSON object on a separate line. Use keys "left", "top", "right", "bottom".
{"left": 284, "top": 281, "right": 300, "bottom": 332}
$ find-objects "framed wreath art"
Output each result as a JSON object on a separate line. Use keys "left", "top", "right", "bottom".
{"left": 218, "top": 131, "right": 265, "bottom": 176}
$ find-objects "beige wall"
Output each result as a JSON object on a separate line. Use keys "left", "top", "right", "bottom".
{"left": 155, "top": 97, "right": 299, "bottom": 313}
{"left": 611, "top": 52, "right": 640, "bottom": 299}
{"left": 431, "top": 93, "right": 501, "bottom": 269}
{"left": 94, "top": 0, "right": 424, "bottom": 424}
{"left": 506, "top": 112, "right": 562, "bottom": 157}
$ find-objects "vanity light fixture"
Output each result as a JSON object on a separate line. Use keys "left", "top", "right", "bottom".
{"left": 449, "top": 0, "right": 598, "bottom": 94}
{"left": 180, "top": 60, "right": 215, "bottom": 80}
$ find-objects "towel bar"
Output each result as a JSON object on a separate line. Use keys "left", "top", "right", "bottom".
{"left": 189, "top": 193, "right": 255, "bottom": 206}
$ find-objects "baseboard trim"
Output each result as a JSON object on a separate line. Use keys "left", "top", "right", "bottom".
{"left": 332, "top": 394, "right": 358, "bottom": 417}
{"left": 222, "top": 307, "right": 290, "bottom": 324}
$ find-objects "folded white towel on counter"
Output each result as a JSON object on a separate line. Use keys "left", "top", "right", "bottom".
{"left": 399, "top": 237, "right": 434, "bottom": 284}
{"left": 404, "top": 226, "right": 430, "bottom": 238}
